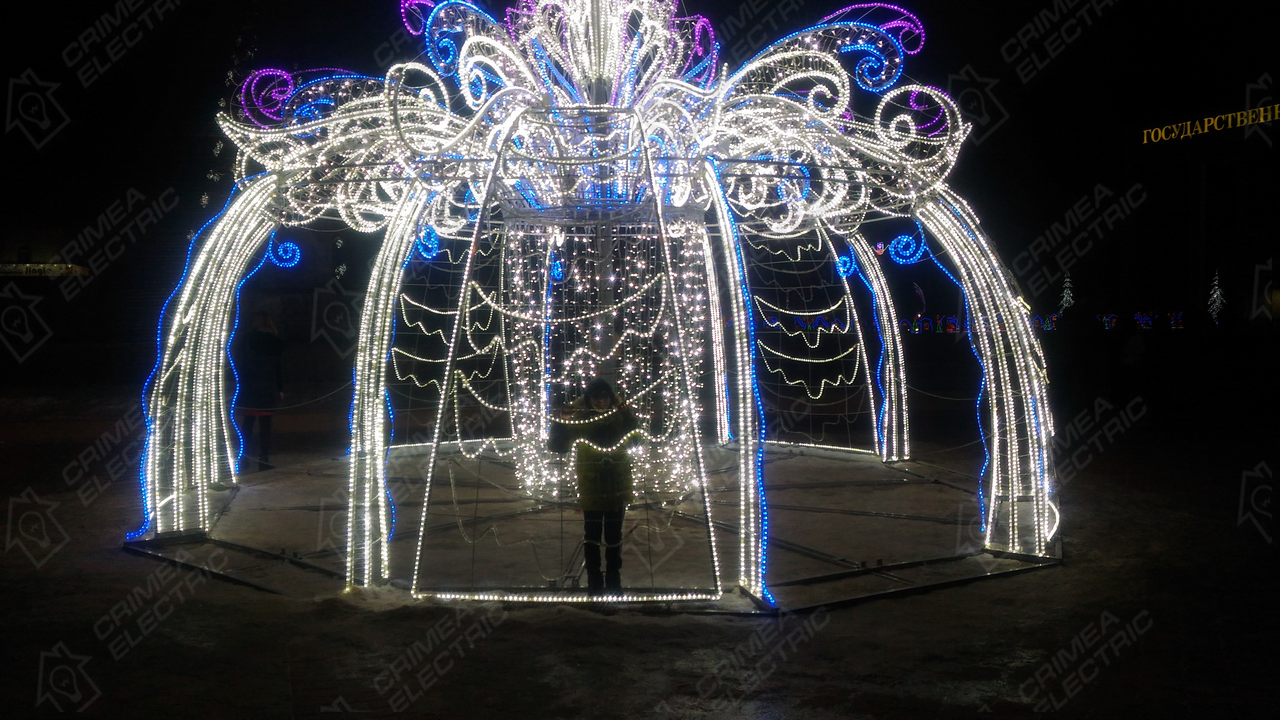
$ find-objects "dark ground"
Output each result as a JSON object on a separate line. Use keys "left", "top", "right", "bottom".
{"left": 2, "top": 349, "right": 1274, "bottom": 718}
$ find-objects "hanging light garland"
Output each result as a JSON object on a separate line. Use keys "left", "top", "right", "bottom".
{"left": 136, "top": 0, "right": 1059, "bottom": 603}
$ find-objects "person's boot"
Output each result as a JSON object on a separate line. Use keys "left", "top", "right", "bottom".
{"left": 587, "top": 570, "right": 604, "bottom": 595}
{"left": 605, "top": 570, "right": 621, "bottom": 592}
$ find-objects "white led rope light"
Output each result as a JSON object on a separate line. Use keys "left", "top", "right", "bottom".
{"left": 137, "top": 1, "right": 1059, "bottom": 603}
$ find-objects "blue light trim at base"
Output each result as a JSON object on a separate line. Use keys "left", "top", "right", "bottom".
{"left": 712, "top": 161, "right": 772, "bottom": 605}
{"left": 131, "top": 173, "right": 270, "bottom": 541}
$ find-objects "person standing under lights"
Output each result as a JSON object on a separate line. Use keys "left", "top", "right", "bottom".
{"left": 549, "top": 377, "right": 640, "bottom": 594}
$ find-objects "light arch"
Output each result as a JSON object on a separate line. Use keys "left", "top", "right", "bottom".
{"left": 134, "top": 1, "right": 1060, "bottom": 604}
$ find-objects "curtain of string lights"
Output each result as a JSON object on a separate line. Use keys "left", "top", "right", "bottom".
{"left": 136, "top": 0, "right": 1059, "bottom": 604}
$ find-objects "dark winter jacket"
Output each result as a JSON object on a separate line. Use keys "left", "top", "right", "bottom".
{"left": 548, "top": 396, "right": 640, "bottom": 511}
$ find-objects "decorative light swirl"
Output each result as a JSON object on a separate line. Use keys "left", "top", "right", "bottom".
{"left": 143, "top": 1, "right": 1058, "bottom": 607}
{"left": 401, "top": 0, "right": 438, "bottom": 35}
{"left": 267, "top": 239, "right": 302, "bottom": 267}
{"left": 239, "top": 69, "right": 294, "bottom": 128}
{"left": 887, "top": 229, "right": 926, "bottom": 264}
{"left": 821, "top": 4, "right": 926, "bottom": 54}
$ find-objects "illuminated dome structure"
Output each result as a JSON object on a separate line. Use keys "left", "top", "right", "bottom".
{"left": 136, "top": 0, "right": 1058, "bottom": 605}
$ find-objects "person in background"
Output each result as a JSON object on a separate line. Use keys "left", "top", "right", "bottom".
{"left": 549, "top": 377, "right": 640, "bottom": 594}
{"left": 234, "top": 311, "right": 285, "bottom": 471}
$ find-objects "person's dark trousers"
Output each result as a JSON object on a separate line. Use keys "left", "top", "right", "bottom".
{"left": 583, "top": 509, "right": 625, "bottom": 591}
{"left": 241, "top": 414, "right": 274, "bottom": 470}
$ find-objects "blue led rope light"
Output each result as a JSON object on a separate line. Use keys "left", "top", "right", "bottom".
{"left": 711, "top": 161, "right": 773, "bottom": 605}
{"left": 132, "top": 173, "right": 270, "bottom": 540}
{"left": 929, "top": 210, "right": 997, "bottom": 529}
{"left": 839, "top": 245, "right": 891, "bottom": 457}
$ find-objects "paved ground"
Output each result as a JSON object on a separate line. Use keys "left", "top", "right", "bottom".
{"left": 2, "top": 383, "right": 1273, "bottom": 718}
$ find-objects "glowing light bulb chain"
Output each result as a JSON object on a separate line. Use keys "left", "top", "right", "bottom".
{"left": 137, "top": 1, "right": 1059, "bottom": 603}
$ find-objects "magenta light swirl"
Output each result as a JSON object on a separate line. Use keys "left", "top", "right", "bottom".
{"left": 821, "top": 3, "right": 925, "bottom": 54}
{"left": 908, "top": 89, "right": 947, "bottom": 137}
{"left": 679, "top": 15, "right": 718, "bottom": 87}
{"left": 240, "top": 68, "right": 367, "bottom": 128}
{"left": 401, "top": 0, "right": 437, "bottom": 35}
{"left": 240, "top": 69, "right": 294, "bottom": 128}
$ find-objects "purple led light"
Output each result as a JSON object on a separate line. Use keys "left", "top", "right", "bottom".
{"left": 908, "top": 88, "right": 947, "bottom": 137}
{"left": 678, "top": 14, "right": 718, "bottom": 88}
{"left": 821, "top": 3, "right": 925, "bottom": 54}
{"left": 239, "top": 68, "right": 365, "bottom": 128}
{"left": 401, "top": 0, "right": 437, "bottom": 35}
{"left": 240, "top": 69, "right": 294, "bottom": 128}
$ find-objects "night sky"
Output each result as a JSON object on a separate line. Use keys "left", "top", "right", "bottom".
{"left": 3, "top": 0, "right": 1275, "bottom": 406}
